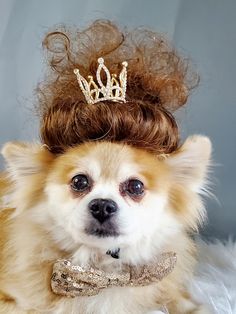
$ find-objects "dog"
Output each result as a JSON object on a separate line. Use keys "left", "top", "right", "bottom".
{"left": 0, "top": 135, "right": 211, "bottom": 313}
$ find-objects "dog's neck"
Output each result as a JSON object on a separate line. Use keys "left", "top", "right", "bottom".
{"left": 70, "top": 240, "right": 168, "bottom": 274}
{"left": 71, "top": 245, "right": 122, "bottom": 272}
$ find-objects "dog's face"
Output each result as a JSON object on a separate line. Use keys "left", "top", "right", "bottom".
{"left": 43, "top": 142, "right": 174, "bottom": 253}
{"left": 1, "top": 136, "right": 211, "bottom": 260}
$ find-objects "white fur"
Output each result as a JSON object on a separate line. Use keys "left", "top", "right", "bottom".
{"left": 189, "top": 239, "right": 236, "bottom": 314}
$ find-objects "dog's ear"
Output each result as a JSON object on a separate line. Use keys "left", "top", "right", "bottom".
{"left": 1, "top": 142, "right": 54, "bottom": 179}
{"left": 166, "top": 135, "right": 212, "bottom": 193}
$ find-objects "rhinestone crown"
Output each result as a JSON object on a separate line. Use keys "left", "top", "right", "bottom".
{"left": 74, "top": 58, "right": 128, "bottom": 105}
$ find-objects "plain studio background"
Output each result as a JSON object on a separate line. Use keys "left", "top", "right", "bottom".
{"left": 0, "top": 0, "right": 235, "bottom": 239}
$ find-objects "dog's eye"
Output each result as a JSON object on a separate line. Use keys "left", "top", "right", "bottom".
{"left": 126, "top": 179, "right": 144, "bottom": 196}
{"left": 71, "top": 174, "right": 90, "bottom": 192}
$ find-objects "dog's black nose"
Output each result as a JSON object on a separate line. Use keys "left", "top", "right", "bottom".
{"left": 88, "top": 198, "right": 118, "bottom": 223}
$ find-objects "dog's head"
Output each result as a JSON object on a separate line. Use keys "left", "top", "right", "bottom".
{"left": 1, "top": 136, "right": 211, "bottom": 261}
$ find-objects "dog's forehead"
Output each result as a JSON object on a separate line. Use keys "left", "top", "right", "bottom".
{"left": 65, "top": 142, "right": 140, "bottom": 181}
{"left": 86, "top": 144, "right": 137, "bottom": 180}
{"left": 52, "top": 142, "right": 168, "bottom": 189}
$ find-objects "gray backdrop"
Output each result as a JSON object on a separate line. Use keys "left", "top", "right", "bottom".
{"left": 0, "top": 0, "right": 235, "bottom": 239}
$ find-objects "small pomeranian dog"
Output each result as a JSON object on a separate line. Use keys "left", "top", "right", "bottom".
{"left": 0, "top": 21, "right": 211, "bottom": 314}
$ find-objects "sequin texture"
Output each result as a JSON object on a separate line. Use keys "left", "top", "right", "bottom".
{"left": 51, "top": 252, "right": 177, "bottom": 297}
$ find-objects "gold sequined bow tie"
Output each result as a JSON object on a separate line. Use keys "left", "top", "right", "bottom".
{"left": 51, "top": 252, "right": 177, "bottom": 297}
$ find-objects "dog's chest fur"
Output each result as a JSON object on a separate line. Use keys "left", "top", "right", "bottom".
{"left": 52, "top": 285, "right": 161, "bottom": 314}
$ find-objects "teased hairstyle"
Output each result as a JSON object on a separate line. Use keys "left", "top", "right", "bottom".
{"left": 37, "top": 20, "right": 198, "bottom": 154}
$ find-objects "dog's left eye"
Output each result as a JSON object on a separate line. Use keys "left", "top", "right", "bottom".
{"left": 71, "top": 174, "right": 90, "bottom": 192}
{"left": 126, "top": 179, "right": 144, "bottom": 196}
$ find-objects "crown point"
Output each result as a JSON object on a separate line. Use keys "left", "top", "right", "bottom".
{"left": 74, "top": 58, "right": 127, "bottom": 104}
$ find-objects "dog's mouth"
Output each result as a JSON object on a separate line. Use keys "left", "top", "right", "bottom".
{"left": 85, "top": 220, "right": 120, "bottom": 238}
{"left": 87, "top": 228, "right": 119, "bottom": 237}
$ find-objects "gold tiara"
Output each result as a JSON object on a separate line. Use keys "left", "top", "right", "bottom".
{"left": 74, "top": 58, "right": 128, "bottom": 105}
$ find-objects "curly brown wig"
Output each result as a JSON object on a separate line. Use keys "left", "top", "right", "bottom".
{"left": 37, "top": 20, "right": 198, "bottom": 155}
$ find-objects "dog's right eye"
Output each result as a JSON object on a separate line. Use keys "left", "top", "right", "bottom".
{"left": 71, "top": 174, "right": 90, "bottom": 192}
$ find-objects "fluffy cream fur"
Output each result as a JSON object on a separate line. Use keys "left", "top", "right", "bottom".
{"left": 0, "top": 136, "right": 211, "bottom": 314}
{"left": 189, "top": 239, "right": 236, "bottom": 314}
